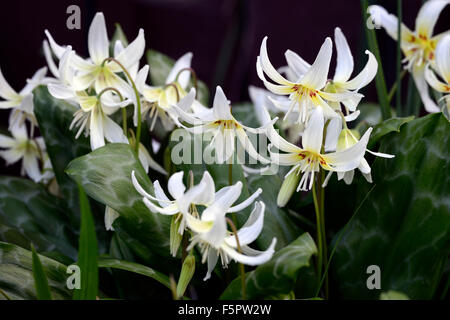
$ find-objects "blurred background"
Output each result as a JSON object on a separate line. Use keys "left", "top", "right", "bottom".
{"left": 0, "top": 0, "right": 448, "bottom": 174}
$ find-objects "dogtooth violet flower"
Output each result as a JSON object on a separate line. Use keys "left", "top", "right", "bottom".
{"left": 172, "top": 86, "right": 272, "bottom": 164}
{"left": 266, "top": 106, "right": 372, "bottom": 194}
{"left": 256, "top": 36, "right": 353, "bottom": 124}
{"left": 45, "top": 12, "right": 145, "bottom": 96}
{"left": 0, "top": 65, "right": 47, "bottom": 129}
{"left": 180, "top": 175, "right": 275, "bottom": 281}
{"left": 425, "top": 34, "right": 450, "bottom": 113}
{"left": 369, "top": 0, "right": 450, "bottom": 112}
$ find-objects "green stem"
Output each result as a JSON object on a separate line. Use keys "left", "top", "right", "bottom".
{"left": 318, "top": 169, "right": 328, "bottom": 299}
{"left": 0, "top": 288, "right": 11, "bottom": 300}
{"left": 312, "top": 181, "right": 323, "bottom": 288}
{"left": 388, "top": 70, "right": 407, "bottom": 104}
{"left": 361, "top": 0, "right": 391, "bottom": 119}
{"left": 226, "top": 217, "right": 246, "bottom": 300}
{"left": 175, "top": 68, "right": 198, "bottom": 97}
{"left": 97, "top": 87, "right": 127, "bottom": 137}
{"left": 103, "top": 58, "right": 141, "bottom": 153}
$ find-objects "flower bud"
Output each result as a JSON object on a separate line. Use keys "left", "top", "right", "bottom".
{"left": 277, "top": 171, "right": 301, "bottom": 207}
{"left": 337, "top": 128, "right": 359, "bottom": 151}
{"left": 177, "top": 254, "right": 196, "bottom": 299}
{"left": 170, "top": 215, "right": 183, "bottom": 257}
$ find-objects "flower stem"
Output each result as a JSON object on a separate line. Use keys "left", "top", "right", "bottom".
{"left": 175, "top": 68, "right": 198, "bottom": 97}
{"left": 396, "top": 0, "right": 403, "bottom": 116}
{"left": 226, "top": 217, "right": 246, "bottom": 300}
{"left": 312, "top": 180, "right": 323, "bottom": 288}
{"left": 97, "top": 87, "right": 128, "bottom": 137}
{"left": 102, "top": 58, "right": 141, "bottom": 153}
{"left": 318, "top": 169, "right": 329, "bottom": 298}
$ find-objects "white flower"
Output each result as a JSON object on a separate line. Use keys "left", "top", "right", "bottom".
{"left": 173, "top": 86, "right": 271, "bottom": 164}
{"left": 323, "top": 128, "right": 394, "bottom": 186}
{"left": 369, "top": 1, "right": 450, "bottom": 113}
{"left": 45, "top": 12, "right": 145, "bottom": 96}
{"left": 0, "top": 66, "right": 47, "bottom": 129}
{"left": 137, "top": 142, "right": 167, "bottom": 175}
{"left": 425, "top": 34, "right": 450, "bottom": 113}
{"left": 267, "top": 106, "right": 372, "bottom": 191}
{"left": 0, "top": 121, "right": 43, "bottom": 182}
{"left": 256, "top": 36, "right": 352, "bottom": 124}
{"left": 182, "top": 178, "right": 275, "bottom": 281}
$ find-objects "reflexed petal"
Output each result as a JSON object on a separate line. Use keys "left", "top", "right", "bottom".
{"left": 136, "top": 65, "right": 149, "bottom": 92}
{"left": 0, "top": 67, "right": 18, "bottom": 100}
{"left": 342, "top": 50, "right": 378, "bottom": 90}
{"left": 269, "top": 151, "right": 301, "bottom": 166}
{"left": 168, "top": 171, "right": 186, "bottom": 200}
{"left": 102, "top": 116, "right": 128, "bottom": 143}
{"left": 43, "top": 40, "right": 59, "bottom": 78}
{"left": 0, "top": 149, "right": 23, "bottom": 164}
{"left": 212, "top": 86, "right": 233, "bottom": 120}
{"left": 143, "top": 198, "right": 179, "bottom": 215}
{"left": 412, "top": 64, "right": 440, "bottom": 113}
{"left": 89, "top": 107, "right": 105, "bottom": 150}
{"left": 325, "top": 127, "right": 372, "bottom": 172}
{"left": 334, "top": 27, "right": 354, "bottom": 83}
{"left": 138, "top": 143, "right": 167, "bottom": 175}
{"left": 222, "top": 237, "right": 276, "bottom": 266}
{"left": 48, "top": 83, "right": 75, "bottom": 100}
{"left": 302, "top": 107, "right": 324, "bottom": 153}
{"left": 358, "top": 157, "right": 371, "bottom": 174}
{"left": 285, "top": 49, "right": 311, "bottom": 80}
{"left": 10, "top": 121, "right": 28, "bottom": 140}
{"left": 185, "top": 213, "right": 214, "bottom": 233}
{"left": 235, "top": 128, "right": 269, "bottom": 164}
{"left": 425, "top": 68, "right": 449, "bottom": 93}
{"left": 259, "top": 37, "right": 292, "bottom": 85}
{"left": 225, "top": 201, "right": 265, "bottom": 246}
{"left": 228, "top": 188, "right": 262, "bottom": 213}
{"left": 368, "top": 5, "right": 413, "bottom": 43}
{"left": 435, "top": 34, "right": 450, "bottom": 83}
{"left": 132, "top": 170, "right": 157, "bottom": 200}
{"left": 366, "top": 149, "right": 395, "bottom": 158}
{"left": 23, "top": 153, "right": 41, "bottom": 182}
{"left": 0, "top": 134, "right": 15, "bottom": 148}
{"left": 104, "top": 206, "right": 119, "bottom": 231}
{"left": 44, "top": 30, "right": 67, "bottom": 58}
{"left": 88, "top": 12, "right": 109, "bottom": 64}
{"left": 324, "top": 118, "right": 342, "bottom": 152}
{"left": 115, "top": 29, "right": 145, "bottom": 70}
{"left": 154, "top": 180, "right": 171, "bottom": 207}
{"left": 300, "top": 37, "right": 332, "bottom": 89}
{"left": 166, "top": 52, "right": 193, "bottom": 89}
{"left": 204, "top": 249, "right": 219, "bottom": 281}
{"left": 415, "top": 0, "right": 449, "bottom": 39}
{"left": 206, "top": 182, "right": 243, "bottom": 216}
{"left": 195, "top": 171, "right": 216, "bottom": 206}
{"left": 0, "top": 100, "right": 19, "bottom": 108}
{"left": 20, "top": 67, "right": 47, "bottom": 96}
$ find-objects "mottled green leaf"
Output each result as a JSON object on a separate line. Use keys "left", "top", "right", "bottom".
{"left": 220, "top": 233, "right": 317, "bottom": 300}
{"left": 332, "top": 113, "right": 450, "bottom": 299}
{"left": 66, "top": 143, "right": 172, "bottom": 258}
{"left": 0, "top": 242, "right": 70, "bottom": 300}
{"left": 367, "top": 116, "right": 415, "bottom": 149}
{"left": 73, "top": 185, "right": 98, "bottom": 300}
{"left": 380, "top": 290, "right": 409, "bottom": 300}
{"left": 0, "top": 176, "right": 77, "bottom": 261}
{"left": 31, "top": 244, "right": 52, "bottom": 300}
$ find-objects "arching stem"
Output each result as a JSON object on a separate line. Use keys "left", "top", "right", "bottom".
{"left": 97, "top": 87, "right": 128, "bottom": 136}
{"left": 175, "top": 67, "right": 198, "bottom": 97}
{"left": 226, "top": 217, "right": 246, "bottom": 300}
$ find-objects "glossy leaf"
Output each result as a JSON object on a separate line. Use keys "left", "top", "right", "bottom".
{"left": 332, "top": 113, "right": 450, "bottom": 299}
{"left": 73, "top": 185, "right": 98, "bottom": 300}
{"left": 367, "top": 116, "right": 414, "bottom": 149}
{"left": 31, "top": 244, "right": 52, "bottom": 300}
{"left": 66, "top": 143, "right": 172, "bottom": 258}
{"left": 0, "top": 242, "right": 70, "bottom": 300}
{"left": 220, "top": 233, "right": 317, "bottom": 300}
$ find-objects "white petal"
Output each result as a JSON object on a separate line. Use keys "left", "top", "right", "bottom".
{"left": 324, "top": 117, "right": 342, "bottom": 152}
{"left": 300, "top": 37, "right": 332, "bottom": 89}
{"left": 212, "top": 86, "right": 233, "bottom": 120}
{"left": 412, "top": 64, "right": 440, "bottom": 113}
{"left": 200, "top": 208, "right": 227, "bottom": 248}
{"left": 284, "top": 49, "right": 310, "bottom": 80}
{"left": 366, "top": 149, "right": 395, "bottom": 158}
{"left": 228, "top": 188, "right": 262, "bottom": 213}
{"left": 368, "top": 5, "right": 413, "bottom": 43}
{"left": 0, "top": 149, "right": 23, "bottom": 164}
{"left": 10, "top": 121, "right": 28, "bottom": 140}
{"left": 0, "top": 67, "right": 18, "bottom": 100}
{"left": 343, "top": 50, "right": 378, "bottom": 90}
{"left": 138, "top": 144, "right": 167, "bottom": 175}
{"left": 206, "top": 182, "right": 243, "bottom": 216}
{"left": 302, "top": 107, "right": 324, "bottom": 153}
{"left": 435, "top": 34, "right": 450, "bottom": 83}
{"left": 235, "top": 128, "right": 269, "bottom": 164}
{"left": 114, "top": 29, "right": 145, "bottom": 70}
{"left": 135, "top": 65, "right": 149, "bottom": 93}
{"left": 43, "top": 40, "right": 59, "bottom": 78}
{"left": 44, "top": 30, "right": 67, "bottom": 58}
{"left": 334, "top": 27, "right": 354, "bottom": 83}
{"left": 89, "top": 107, "right": 105, "bottom": 150}
{"left": 0, "top": 134, "right": 15, "bottom": 148}
{"left": 425, "top": 68, "right": 448, "bottom": 93}
{"left": 88, "top": 12, "right": 109, "bottom": 64}
{"left": 166, "top": 52, "right": 193, "bottom": 89}
{"left": 102, "top": 116, "right": 128, "bottom": 143}
{"left": 415, "top": 0, "right": 449, "bottom": 39}
{"left": 222, "top": 237, "right": 276, "bottom": 266}
{"left": 195, "top": 171, "right": 216, "bottom": 206}
{"left": 143, "top": 198, "right": 179, "bottom": 215}
{"left": 104, "top": 206, "right": 119, "bottom": 231}
{"left": 168, "top": 171, "right": 186, "bottom": 200}
{"left": 48, "top": 84, "right": 75, "bottom": 100}
{"left": 358, "top": 157, "right": 371, "bottom": 174}
{"left": 23, "top": 153, "right": 41, "bottom": 182}
{"left": 259, "top": 37, "right": 292, "bottom": 85}
{"left": 203, "top": 249, "right": 219, "bottom": 281}
{"left": 20, "top": 67, "right": 47, "bottom": 96}
{"left": 225, "top": 201, "right": 265, "bottom": 246}
{"left": 153, "top": 180, "right": 171, "bottom": 207}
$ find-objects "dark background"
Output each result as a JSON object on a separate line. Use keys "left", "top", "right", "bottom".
{"left": 0, "top": 0, "right": 448, "bottom": 174}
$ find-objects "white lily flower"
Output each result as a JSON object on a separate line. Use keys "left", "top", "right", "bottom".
{"left": 45, "top": 12, "right": 145, "bottom": 96}
{"left": 0, "top": 66, "right": 47, "bottom": 129}
{"left": 369, "top": 1, "right": 450, "bottom": 113}
{"left": 0, "top": 121, "right": 43, "bottom": 182}
{"left": 425, "top": 34, "right": 450, "bottom": 113}
{"left": 182, "top": 179, "right": 275, "bottom": 281}
{"left": 323, "top": 128, "right": 394, "bottom": 186}
{"left": 173, "top": 86, "right": 271, "bottom": 164}
{"left": 257, "top": 37, "right": 352, "bottom": 124}
{"left": 267, "top": 106, "right": 373, "bottom": 191}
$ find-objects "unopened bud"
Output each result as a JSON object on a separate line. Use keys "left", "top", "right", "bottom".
{"left": 177, "top": 254, "right": 195, "bottom": 299}
{"left": 277, "top": 171, "right": 300, "bottom": 207}
{"left": 170, "top": 215, "right": 183, "bottom": 257}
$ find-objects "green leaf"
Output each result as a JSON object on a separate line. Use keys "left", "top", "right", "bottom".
{"left": 332, "top": 113, "right": 450, "bottom": 299}
{"left": 146, "top": 49, "right": 209, "bottom": 105}
{"left": 66, "top": 143, "right": 172, "bottom": 258}
{"left": 98, "top": 257, "right": 171, "bottom": 290}
{"left": 0, "top": 176, "right": 77, "bottom": 261}
{"left": 246, "top": 174, "right": 302, "bottom": 249}
{"left": 367, "top": 116, "right": 414, "bottom": 149}
{"left": 73, "top": 185, "right": 98, "bottom": 300}
{"left": 0, "top": 242, "right": 71, "bottom": 300}
{"left": 231, "top": 102, "right": 261, "bottom": 128}
{"left": 33, "top": 86, "right": 91, "bottom": 222}
{"left": 31, "top": 244, "right": 52, "bottom": 300}
{"left": 220, "top": 233, "right": 317, "bottom": 300}
{"left": 380, "top": 290, "right": 409, "bottom": 300}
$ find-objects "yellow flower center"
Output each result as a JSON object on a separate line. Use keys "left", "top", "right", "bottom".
{"left": 404, "top": 33, "right": 437, "bottom": 69}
